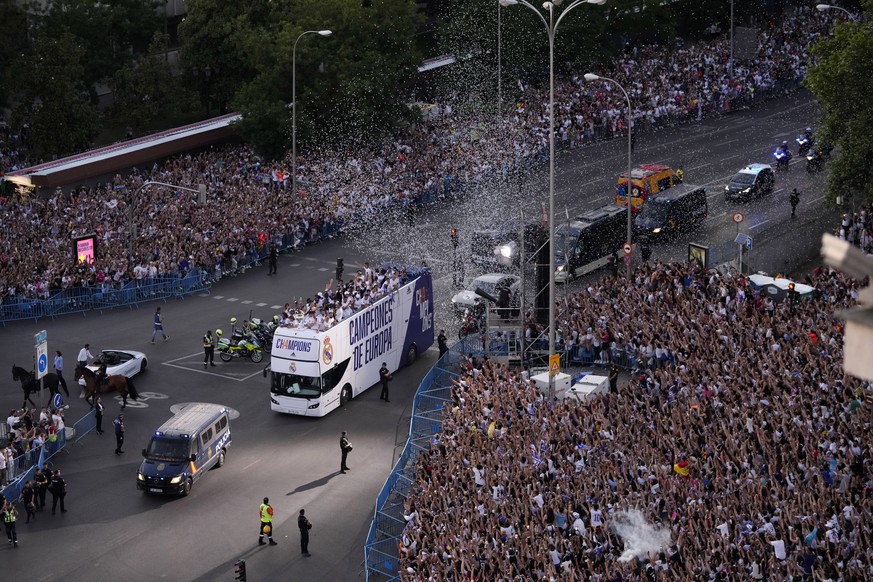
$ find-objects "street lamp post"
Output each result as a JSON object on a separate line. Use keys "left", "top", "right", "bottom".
{"left": 816, "top": 3, "right": 854, "bottom": 18}
{"left": 499, "top": 0, "right": 606, "bottom": 400}
{"left": 729, "top": 0, "right": 734, "bottom": 79}
{"left": 498, "top": 2, "right": 502, "bottom": 114}
{"left": 292, "top": 29, "right": 332, "bottom": 199}
{"left": 583, "top": 73, "right": 632, "bottom": 280}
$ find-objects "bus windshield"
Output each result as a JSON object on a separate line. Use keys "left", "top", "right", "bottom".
{"left": 638, "top": 200, "right": 672, "bottom": 222}
{"left": 554, "top": 228, "right": 580, "bottom": 257}
{"left": 145, "top": 438, "right": 190, "bottom": 462}
{"left": 270, "top": 373, "right": 322, "bottom": 398}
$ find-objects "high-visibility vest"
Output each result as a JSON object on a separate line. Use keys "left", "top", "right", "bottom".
{"left": 260, "top": 503, "right": 273, "bottom": 523}
{"left": 3, "top": 509, "right": 15, "bottom": 523}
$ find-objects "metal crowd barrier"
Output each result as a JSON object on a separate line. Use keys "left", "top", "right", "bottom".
{"left": 72, "top": 409, "right": 97, "bottom": 443}
{"left": 0, "top": 430, "right": 66, "bottom": 504}
{"left": 0, "top": 269, "right": 213, "bottom": 325}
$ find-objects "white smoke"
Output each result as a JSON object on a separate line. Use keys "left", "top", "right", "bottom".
{"left": 611, "top": 509, "right": 672, "bottom": 562}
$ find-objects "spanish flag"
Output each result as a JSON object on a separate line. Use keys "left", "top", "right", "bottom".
{"left": 673, "top": 461, "right": 690, "bottom": 477}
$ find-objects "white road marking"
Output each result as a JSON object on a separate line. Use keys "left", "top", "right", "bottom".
{"left": 256, "top": 303, "right": 268, "bottom": 307}
{"left": 271, "top": 305, "right": 283, "bottom": 309}
{"left": 162, "top": 352, "right": 264, "bottom": 382}
{"left": 243, "top": 459, "right": 262, "bottom": 471}
{"left": 213, "top": 295, "right": 224, "bottom": 300}
{"left": 227, "top": 298, "right": 239, "bottom": 302}
{"left": 750, "top": 219, "right": 772, "bottom": 229}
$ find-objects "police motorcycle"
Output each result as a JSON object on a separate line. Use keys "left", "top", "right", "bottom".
{"left": 795, "top": 128, "right": 813, "bottom": 156}
{"left": 216, "top": 318, "right": 264, "bottom": 363}
{"left": 249, "top": 317, "right": 277, "bottom": 353}
{"left": 773, "top": 141, "right": 792, "bottom": 172}
{"left": 806, "top": 143, "right": 832, "bottom": 174}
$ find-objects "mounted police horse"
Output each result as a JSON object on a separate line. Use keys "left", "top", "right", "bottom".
{"left": 74, "top": 365, "right": 139, "bottom": 409}
{"left": 12, "top": 365, "right": 62, "bottom": 408}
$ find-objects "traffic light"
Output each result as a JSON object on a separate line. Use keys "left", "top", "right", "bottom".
{"left": 336, "top": 258, "right": 344, "bottom": 281}
{"left": 234, "top": 559, "right": 247, "bottom": 581}
{"left": 450, "top": 228, "right": 458, "bottom": 248}
{"left": 787, "top": 282, "right": 798, "bottom": 307}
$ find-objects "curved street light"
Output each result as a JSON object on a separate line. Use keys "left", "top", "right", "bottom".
{"left": 816, "top": 4, "right": 854, "bottom": 18}
{"left": 583, "top": 73, "right": 632, "bottom": 282}
{"left": 292, "top": 30, "right": 332, "bottom": 198}
{"left": 498, "top": 0, "right": 607, "bottom": 399}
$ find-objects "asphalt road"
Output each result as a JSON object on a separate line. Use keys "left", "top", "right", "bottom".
{"left": 0, "top": 89, "right": 837, "bottom": 581}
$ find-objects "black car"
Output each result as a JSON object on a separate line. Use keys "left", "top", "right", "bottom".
{"left": 724, "top": 164, "right": 775, "bottom": 202}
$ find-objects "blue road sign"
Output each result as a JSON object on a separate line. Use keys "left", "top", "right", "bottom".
{"left": 38, "top": 353, "right": 48, "bottom": 375}
{"left": 53, "top": 393, "right": 63, "bottom": 409}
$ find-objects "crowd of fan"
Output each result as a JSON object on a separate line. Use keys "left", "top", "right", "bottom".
{"left": 278, "top": 263, "right": 408, "bottom": 331}
{"left": 3, "top": 407, "right": 65, "bottom": 486}
{"left": 399, "top": 262, "right": 872, "bottom": 581}
{"left": 0, "top": 7, "right": 833, "bottom": 301}
{"left": 834, "top": 204, "right": 873, "bottom": 255}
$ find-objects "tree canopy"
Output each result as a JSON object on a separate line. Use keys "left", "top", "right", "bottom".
{"left": 805, "top": 0, "right": 873, "bottom": 206}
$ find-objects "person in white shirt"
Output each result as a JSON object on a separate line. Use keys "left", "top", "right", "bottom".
{"left": 571, "top": 512, "right": 586, "bottom": 535}
{"left": 77, "top": 344, "right": 94, "bottom": 369}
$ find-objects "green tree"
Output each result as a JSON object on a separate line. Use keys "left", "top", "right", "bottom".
{"left": 226, "top": 0, "right": 423, "bottom": 158}
{"left": 11, "top": 31, "right": 99, "bottom": 157}
{"left": 108, "top": 33, "right": 198, "bottom": 132}
{"left": 805, "top": 1, "right": 873, "bottom": 206}
{"left": 32, "top": 0, "right": 163, "bottom": 89}
{"left": 0, "top": 2, "right": 29, "bottom": 108}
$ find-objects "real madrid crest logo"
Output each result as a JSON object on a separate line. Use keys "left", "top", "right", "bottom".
{"left": 322, "top": 337, "right": 334, "bottom": 365}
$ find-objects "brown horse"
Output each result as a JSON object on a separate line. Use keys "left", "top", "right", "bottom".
{"left": 74, "top": 365, "right": 139, "bottom": 408}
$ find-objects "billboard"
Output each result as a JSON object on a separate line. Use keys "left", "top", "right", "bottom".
{"left": 73, "top": 233, "right": 97, "bottom": 264}
{"left": 688, "top": 243, "right": 709, "bottom": 269}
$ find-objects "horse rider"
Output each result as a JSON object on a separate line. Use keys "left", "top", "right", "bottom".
{"left": 95, "top": 361, "right": 108, "bottom": 388}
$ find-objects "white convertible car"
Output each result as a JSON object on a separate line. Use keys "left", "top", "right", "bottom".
{"left": 78, "top": 350, "right": 148, "bottom": 385}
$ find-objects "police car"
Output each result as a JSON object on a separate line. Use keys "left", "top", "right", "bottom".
{"left": 724, "top": 164, "right": 775, "bottom": 202}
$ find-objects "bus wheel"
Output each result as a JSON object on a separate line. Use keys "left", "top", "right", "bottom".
{"left": 406, "top": 344, "right": 418, "bottom": 365}
{"left": 340, "top": 385, "right": 352, "bottom": 406}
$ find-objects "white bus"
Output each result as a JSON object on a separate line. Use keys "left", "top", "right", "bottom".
{"left": 268, "top": 268, "right": 434, "bottom": 417}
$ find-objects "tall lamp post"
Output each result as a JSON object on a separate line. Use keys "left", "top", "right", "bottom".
{"left": 583, "top": 73, "right": 632, "bottom": 279}
{"left": 816, "top": 3, "right": 854, "bottom": 18}
{"left": 292, "top": 29, "right": 332, "bottom": 198}
{"left": 498, "top": 0, "right": 606, "bottom": 399}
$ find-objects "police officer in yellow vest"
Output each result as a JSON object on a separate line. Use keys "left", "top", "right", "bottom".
{"left": 3, "top": 500, "right": 18, "bottom": 547}
{"left": 258, "top": 497, "right": 277, "bottom": 546}
{"left": 203, "top": 330, "right": 215, "bottom": 368}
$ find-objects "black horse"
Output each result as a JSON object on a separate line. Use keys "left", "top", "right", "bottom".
{"left": 12, "top": 364, "right": 61, "bottom": 408}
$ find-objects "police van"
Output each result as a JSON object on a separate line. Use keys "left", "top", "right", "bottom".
{"left": 137, "top": 403, "right": 231, "bottom": 496}
{"left": 633, "top": 184, "right": 708, "bottom": 240}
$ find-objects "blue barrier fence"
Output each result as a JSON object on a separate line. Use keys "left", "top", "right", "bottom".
{"left": 1, "top": 430, "right": 66, "bottom": 504}
{"left": 0, "top": 269, "right": 213, "bottom": 325}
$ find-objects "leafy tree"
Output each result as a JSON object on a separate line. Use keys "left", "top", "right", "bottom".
{"left": 178, "top": 0, "right": 266, "bottom": 116}
{"left": 108, "top": 33, "right": 198, "bottom": 132}
{"left": 0, "top": 2, "right": 29, "bottom": 108}
{"left": 805, "top": 1, "right": 872, "bottom": 206}
{"left": 227, "top": 0, "right": 423, "bottom": 158}
{"left": 31, "top": 0, "right": 163, "bottom": 89}
{"left": 11, "top": 31, "right": 99, "bottom": 158}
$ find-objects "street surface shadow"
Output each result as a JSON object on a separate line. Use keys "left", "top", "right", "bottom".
{"left": 286, "top": 471, "right": 344, "bottom": 495}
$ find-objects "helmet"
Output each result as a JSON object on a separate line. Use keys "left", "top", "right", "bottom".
{"left": 781, "top": 141, "right": 788, "bottom": 147}
{"left": 806, "top": 127, "right": 812, "bottom": 133}
{"left": 216, "top": 329, "right": 223, "bottom": 337}
{"left": 230, "top": 317, "right": 237, "bottom": 325}
{"left": 273, "top": 315, "right": 279, "bottom": 323}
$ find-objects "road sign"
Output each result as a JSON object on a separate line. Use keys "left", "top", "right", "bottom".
{"left": 35, "top": 329, "right": 48, "bottom": 380}
{"left": 623, "top": 255, "right": 632, "bottom": 266}
{"left": 623, "top": 242, "right": 632, "bottom": 255}
{"left": 53, "top": 393, "right": 63, "bottom": 409}
{"left": 735, "top": 233, "right": 752, "bottom": 250}
{"left": 549, "top": 354, "right": 560, "bottom": 376}
{"left": 732, "top": 212, "right": 744, "bottom": 224}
